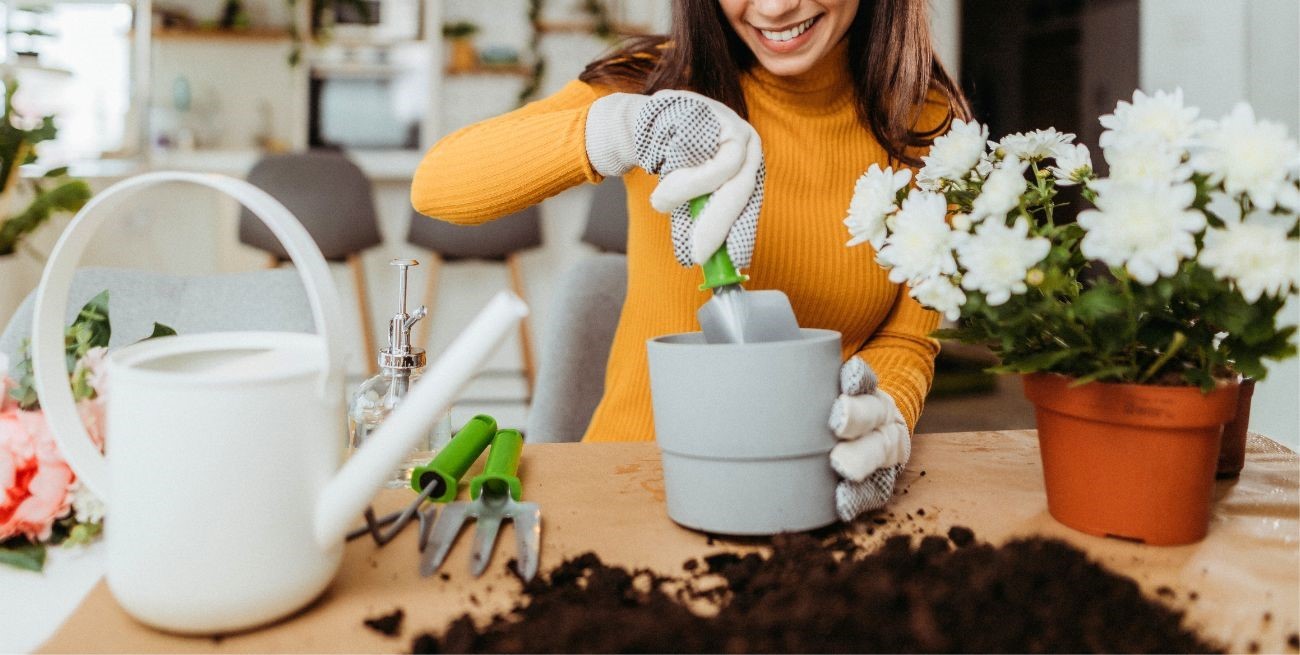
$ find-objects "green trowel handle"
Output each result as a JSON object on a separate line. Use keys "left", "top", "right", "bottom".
{"left": 409, "top": 414, "right": 497, "bottom": 501}
{"left": 689, "top": 195, "right": 749, "bottom": 292}
{"left": 470, "top": 429, "right": 524, "bottom": 501}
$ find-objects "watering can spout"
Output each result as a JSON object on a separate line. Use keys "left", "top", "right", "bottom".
{"left": 313, "top": 291, "right": 529, "bottom": 548}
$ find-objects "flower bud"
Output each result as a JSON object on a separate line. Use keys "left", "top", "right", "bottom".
{"left": 1026, "top": 268, "right": 1045, "bottom": 286}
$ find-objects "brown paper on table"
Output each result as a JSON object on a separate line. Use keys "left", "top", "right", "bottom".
{"left": 42, "top": 431, "right": 1299, "bottom": 654}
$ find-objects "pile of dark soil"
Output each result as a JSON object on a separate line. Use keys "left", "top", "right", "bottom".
{"left": 410, "top": 527, "right": 1220, "bottom": 653}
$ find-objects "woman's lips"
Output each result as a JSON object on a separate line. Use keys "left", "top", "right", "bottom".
{"left": 753, "top": 15, "right": 820, "bottom": 54}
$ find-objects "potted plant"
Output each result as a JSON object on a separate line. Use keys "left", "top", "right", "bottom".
{"left": 0, "top": 77, "right": 92, "bottom": 319}
{"left": 442, "top": 21, "right": 480, "bottom": 74}
{"left": 846, "top": 89, "right": 1298, "bottom": 545}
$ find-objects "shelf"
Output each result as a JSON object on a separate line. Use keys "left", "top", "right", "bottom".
{"left": 445, "top": 64, "right": 532, "bottom": 77}
{"left": 152, "top": 28, "right": 292, "bottom": 43}
{"left": 534, "top": 20, "right": 649, "bottom": 35}
{"left": 312, "top": 62, "right": 413, "bottom": 79}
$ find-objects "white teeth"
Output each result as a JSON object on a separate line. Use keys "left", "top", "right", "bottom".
{"left": 760, "top": 17, "right": 815, "bottom": 42}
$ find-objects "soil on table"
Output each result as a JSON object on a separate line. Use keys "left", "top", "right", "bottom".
{"left": 409, "top": 526, "right": 1220, "bottom": 654}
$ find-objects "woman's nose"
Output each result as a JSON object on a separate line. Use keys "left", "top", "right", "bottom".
{"left": 750, "top": 0, "right": 803, "bottom": 20}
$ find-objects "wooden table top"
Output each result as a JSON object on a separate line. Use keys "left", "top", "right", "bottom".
{"left": 41, "top": 431, "right": 1299, "bottom": 653}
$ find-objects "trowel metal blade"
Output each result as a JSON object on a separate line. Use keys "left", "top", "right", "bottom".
{"left": 697, "top": 284, "right": 801, "bottom": 344}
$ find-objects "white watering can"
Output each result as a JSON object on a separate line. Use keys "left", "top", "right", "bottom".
{"left": 30, "top": 172, "right": 527, "bottom": 634}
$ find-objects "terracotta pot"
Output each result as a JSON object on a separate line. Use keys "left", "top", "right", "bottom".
{"left": 1216, "top": 378, "right": 1255, "bottom": 479}
{"left": 1022, "top": 373, "right": 1239, "bottom": 546}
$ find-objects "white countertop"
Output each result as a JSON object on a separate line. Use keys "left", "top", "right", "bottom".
{"left": 44, "top": 148, "right": 424, "bottom": 184}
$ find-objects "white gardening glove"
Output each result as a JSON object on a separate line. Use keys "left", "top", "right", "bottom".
{"left": 585, "top": 89, "right": 765, "bottom": 268}
{"left": 827, "top": 357, "right": 911, "bottom": 522}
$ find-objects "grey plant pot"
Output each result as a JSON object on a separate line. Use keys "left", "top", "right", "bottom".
{"left": 647, "top": 328, "right": 841, "bottom": 535}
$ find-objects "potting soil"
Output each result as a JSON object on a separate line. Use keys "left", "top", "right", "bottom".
{"left": 408, "top": 527, "right": 1220, "bottom": 653}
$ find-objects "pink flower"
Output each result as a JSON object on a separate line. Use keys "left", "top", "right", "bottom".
{"left": 0, "top": 408, "right": 74, "bottom": 542}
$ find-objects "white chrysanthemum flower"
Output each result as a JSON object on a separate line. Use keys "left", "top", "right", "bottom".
{"left": 919, "top": 119, "right": 989, "bottom": 187}
{"left": 910, "top": 276, "right": 966, "bottom": 321}
{"left": 1049, "top": 143, "right": 1092, "bottom": 186}
{"left": 955, "top": 217, "right": 1050, "bottom": 306}
{"left": 1192, "top": 102, "right": 1299, "bottom": 211}
{"left": 1099, "top": 88, "right": 1201, "bottom": 150}
{"left": 1278, "top": 183, "right": 1300, "bottom": 213}
{"left": 69, "top": 481, "right": 106, "bottom": 524}
{"left": 951, "top": 213, "right": 973, "bottom": 232}
{"left": 1078, "top": 181, "right": 1206, "bottom": 284}
{"left": 974, "top": 155, "right": 995, "bottom": 179}
{"left": 1205, "top": 191, "right": 1243, "bottom": 224}
{"left": 876, "top": 191, "right": 957, "bottom": 285}
{"left": 1200, "top": 214, "right": 1300, "bottom": 302}
{"left": 997, "top": 128, "right": 1074, "bottom": 162}
{"left": 844, "top": 164, "right": 911, "bottom": 249}
{"left": 1103, "top": 133, "right": 1192, "bottom": 184}
{"left": 970, "top": 158, "right": 1028, "bottom": 222}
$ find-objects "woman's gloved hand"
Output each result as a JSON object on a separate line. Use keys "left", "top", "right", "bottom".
{"left": 585, "top": 89, "right": 764, "bottom": 268}
{"left": 827, "top": 358, "right": 911, "bottom": 522}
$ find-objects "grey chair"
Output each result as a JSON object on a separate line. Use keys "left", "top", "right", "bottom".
{"left": 1, "top": 267, "right": 314, "bottom": 366}
{"left": 581, "top": 177, "right": 628, "bottom": 254}
{"left": 238, "top": 151, "right": 383, "bottom": 374}
{"left": 407, "top": 205, "right": 543, "bottom": 398}
{"left": 526, "top": 180, "right": 631, "bottom": 442}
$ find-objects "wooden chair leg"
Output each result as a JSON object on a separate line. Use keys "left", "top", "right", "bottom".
{"left": 347, "top": 253, "right": 378, "bottom": 376}
{"left": 417, "top": 253, "right": 443, "bottom": 350}
{"left": 266, "top": 254, "right": 280, "bottom": 269}
{"left": 505, "top": 253, "right": 536, "bottom": 400}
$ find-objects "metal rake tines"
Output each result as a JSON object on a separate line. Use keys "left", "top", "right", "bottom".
{"left": 420, "top": 496, "right": 542, "bottom": 581}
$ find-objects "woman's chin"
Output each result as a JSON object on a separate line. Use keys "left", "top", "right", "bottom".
{"left": 753, "top": 50, "right": 823, "bottom": 77}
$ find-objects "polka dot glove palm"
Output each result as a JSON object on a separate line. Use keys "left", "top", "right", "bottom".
{"left": 585, "top": 89, "right": 764, "bottom": 268}
{"left": 827, "top": 358, "right": 911, "bottom": 522}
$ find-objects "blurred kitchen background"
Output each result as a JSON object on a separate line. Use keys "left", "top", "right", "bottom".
{"left": 0, "top": 0, "right": 1295, "bottom": 446}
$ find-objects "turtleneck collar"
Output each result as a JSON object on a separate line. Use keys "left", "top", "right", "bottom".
{"left": 744, "top": 37, "right": 853, "bottom": 110}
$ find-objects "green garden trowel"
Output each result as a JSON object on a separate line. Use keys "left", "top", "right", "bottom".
{"left": 691, "top": 195, "right": 801, "bottom": 344}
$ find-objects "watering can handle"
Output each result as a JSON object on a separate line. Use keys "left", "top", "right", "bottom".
{"left": 30, "top": 172, "right": 347, "bottom": 503}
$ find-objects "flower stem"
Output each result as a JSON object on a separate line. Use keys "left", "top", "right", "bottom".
{"left": 1139, "top": 331, "right": 1186, "bottom": 384}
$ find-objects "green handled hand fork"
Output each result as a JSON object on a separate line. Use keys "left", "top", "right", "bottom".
{"left": 420, "top": 428, "right": 541, "bottom": 581}
{"left": 347, "top": 415, "right": 541, "bottom": 582}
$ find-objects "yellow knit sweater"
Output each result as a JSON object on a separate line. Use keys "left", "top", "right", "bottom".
{"left": 412, "top": 43, "right": 947, "bottom": 442}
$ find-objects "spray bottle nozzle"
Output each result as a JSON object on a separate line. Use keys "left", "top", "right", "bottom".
{"left": 379, "top": 259, "right": 427, "bottom": 370}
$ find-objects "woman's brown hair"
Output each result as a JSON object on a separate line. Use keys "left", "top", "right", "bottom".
{"left": 579, "top": 0, "right": 970, "bottom": 166}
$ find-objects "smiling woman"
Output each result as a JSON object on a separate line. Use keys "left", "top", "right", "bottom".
{"left": 411, "top": 0, "right": 968, "bottom": 523}
{"left": 717, "top": 0, "right": 858, "bottom": 75}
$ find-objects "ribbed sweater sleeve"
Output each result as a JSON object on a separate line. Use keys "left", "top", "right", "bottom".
{"left": 850, "top": 288, "right": 940, "bottom": 432}
{"left": 410, "top": 80, "right": 610, "bottom": 224}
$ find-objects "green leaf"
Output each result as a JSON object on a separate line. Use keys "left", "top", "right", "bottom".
{"left": 73, "top": 290, "right": 111, "bottom": 352}
{"left": 145, "top": 323, "right": 177, "bottom": 340}
{"left": 64, "top": 522, "right": 102, "bottom": 547}
{"left": 1074, "top": 288, "right": 1126, "bottom": 320}
{"left": 1069, "top": 365, "right": 1133, "bottom": 386}
{"left": 41, "top": 165, "right": 68, "bottom": 178}
{"left": 995, "top": 349, "right": 1077, "bottom": 373}
{"left": 0, "top": 178, "right": 92, "bottom": 255}
{"left": 0, "top": 539, "right": 46, "bottom": 572}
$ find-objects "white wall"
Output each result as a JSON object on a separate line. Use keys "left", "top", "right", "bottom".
{"left": 1141, "top": 0, "right": 1300, "bottom": 449}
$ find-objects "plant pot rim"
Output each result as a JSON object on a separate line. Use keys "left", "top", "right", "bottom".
{"left": 1023, "top": 372, "right": 1239, "bottom": 430}
{"left": 1023, "top": 371, "right": 1239, "bottom": 393}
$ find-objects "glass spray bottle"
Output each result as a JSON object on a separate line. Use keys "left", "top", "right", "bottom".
{"left": 347, "top": 259, "right": 453, "bottom": 486}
